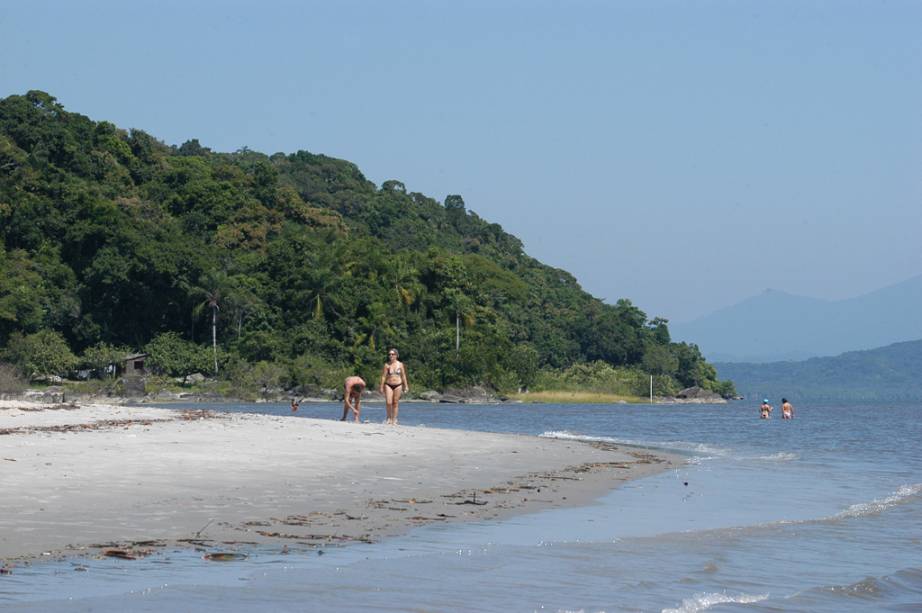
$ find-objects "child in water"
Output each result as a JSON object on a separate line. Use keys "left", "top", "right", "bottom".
{"left": 760, "top": 399, "right": 772, "bottom": 419}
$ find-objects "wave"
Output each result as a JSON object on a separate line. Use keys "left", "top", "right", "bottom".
{"left": 621, "top": 483, "right": 922, "bottom": 546}
{"left": 661, "top": 591, "right": 768, "bottom": 613}
{"left": 833, "top": 483, "right": 922, "bottom": 519}
{"left": 539, "top": 430, "right": 730, "bottom": 456}
{"left": 745, "top": 483, "right": 922, "bottom": 529}
{"left": 779, "top": 565, "right": 922, "bottom": 608}
{"left": 747, "top": 451, "right": 800, "bottom": 462}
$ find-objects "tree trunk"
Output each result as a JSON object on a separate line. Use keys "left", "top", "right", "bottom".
{"left": 211, "top": 306, "right": 218, "bottom": 374}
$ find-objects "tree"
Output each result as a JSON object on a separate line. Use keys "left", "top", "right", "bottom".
{"left": 190, "top": 270, "right": 231, "bottom": 374}
{"left": 381, "top": 180, "right": 406, "bottom": 194}
{"left": 144, "top": 332, "right": 210, "bottom": 379}
{"left": 445, "top": 289, "right": 475, "bottom": 352}
{"left": 80, "top": 342, "right": 130, "bottom": 378}
{"left": 507, "top": 343, "right": 539, "bottom": 390}
{"left": 2, "top": 330, "right": 78, "bottom": 380}
{"left": 177, "top": 138, "right": 211, "bottom": 157}
{"left": 647, "top": 317, "right": 671, "bottom": 344}
{"left": 642, "top": 344, "right": 678, "bottom": 377}
{"left": 444, "top": 194, "right": 465, "bottom": 211}
{"left": 0, "top": 248, "right": 45, "bottom": 342}
{"left": 393, "top": 259, "right": 422, "bottom": 310}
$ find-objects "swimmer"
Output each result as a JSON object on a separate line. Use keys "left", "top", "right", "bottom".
{"left": 781, "top": 398, "right": 794, "bottom": 420}
{"left": 760, "top": 398, "right": 772, "bottom": 419}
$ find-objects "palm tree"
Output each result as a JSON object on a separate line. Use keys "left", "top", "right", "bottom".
{"left": 308, "top": 269, "right": 341, "bottom": 321}
{"left": 355, "top": 301, "right": 396, "bottom": 352}
{"left": 393, "top": 260, "right": 423, "bottom": 311}
{"left": 190, "top": 270, "right": 231, "bottom": 375}
{"left": 230, "top": 286, "right": 260, "bottom": 339}
{"left": 301, "top": 243, "right": 345, "bottom": 323}
{"left": 445, "top": 289, "right": 475, "bottom": 352}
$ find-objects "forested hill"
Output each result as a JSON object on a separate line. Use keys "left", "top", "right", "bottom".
{"left": 0, "top": 91, "right": 731, "bottom": 395}
{"left": 716, "top": 340, "right": 922, "bottom": 402}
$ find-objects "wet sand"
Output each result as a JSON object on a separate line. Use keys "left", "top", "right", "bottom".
{"left": 0, "top": 400, "right": 678, "bottom": 563}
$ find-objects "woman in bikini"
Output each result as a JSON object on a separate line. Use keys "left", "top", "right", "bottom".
{"left": 380, "top": 348, "right": 408, "bottom": 425}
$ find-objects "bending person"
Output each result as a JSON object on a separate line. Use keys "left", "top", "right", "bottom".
{"left": 379, "top": 348, "right": 408, "bottom": 425}
{"left": 341, "top": 376, "right": 366, "bottom": 422}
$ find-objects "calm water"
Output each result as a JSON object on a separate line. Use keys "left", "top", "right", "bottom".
{"left": 3, "top": 401, "right": 921, "bottom": 612}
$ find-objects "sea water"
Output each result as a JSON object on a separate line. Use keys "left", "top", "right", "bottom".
{"left": 2, "top": 401, "right": 920, "bottom": 612}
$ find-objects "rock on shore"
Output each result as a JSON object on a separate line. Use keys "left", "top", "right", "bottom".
{"left": 660, "top": 386, "right": 727, "bottom": 404}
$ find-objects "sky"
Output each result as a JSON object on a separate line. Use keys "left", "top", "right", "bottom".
{"left": 2, "top": 0, "right": 920, "bottom": 323}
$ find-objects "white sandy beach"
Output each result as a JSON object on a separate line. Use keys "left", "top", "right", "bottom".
{"left": 0, "top": 400, "right": 676, "bottom": 563}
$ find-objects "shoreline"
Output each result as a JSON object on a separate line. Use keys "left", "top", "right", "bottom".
{"left": 0, "top": 400, "right": 680, "bottom": 566}
{"left": 7, "top": 387, "right": 728, "bottom": 407}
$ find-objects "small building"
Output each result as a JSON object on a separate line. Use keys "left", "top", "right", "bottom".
{"left": 121, "top": 353, "right": 148, "bottom": 376}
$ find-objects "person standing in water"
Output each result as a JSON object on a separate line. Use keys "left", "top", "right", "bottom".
{"left": 781, "top": 398, "right": 794, "bottom": 419}
{"left": 380, "top": 348, "right": 408, "bottom": 425}
{"left": 341, "top": 376, "right": 366, "bottom": 422}
{"left": 760, "top": 399, "right": 772, "bottom": 419}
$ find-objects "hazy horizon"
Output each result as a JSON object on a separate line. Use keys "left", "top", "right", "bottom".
{"left": 3, "top": 1, "right": 920, "bottom": 323}
{"left": 679, "top": 271, "right": 922, "bottom": 323}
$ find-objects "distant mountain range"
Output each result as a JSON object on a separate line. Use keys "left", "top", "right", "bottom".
{"left": 715, "top": 339, "right": 922, "bottom": 402}
{"left": 670, "top": 274, "right": 922, "bottom": 362}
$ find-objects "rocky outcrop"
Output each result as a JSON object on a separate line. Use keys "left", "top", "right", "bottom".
{"left": 431, "top": 386, "right": 502, "bottom": 404}
{"left": 661, "top": 386, "right": 727, "bottom": 404}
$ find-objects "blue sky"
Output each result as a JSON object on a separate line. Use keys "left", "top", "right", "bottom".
{"left": 2, "top": 0, "right": 920, "bottom": 322}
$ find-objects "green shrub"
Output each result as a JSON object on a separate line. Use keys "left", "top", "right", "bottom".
{"left": 145, "top": 332, "right": 211, "bottom": 378}
{"left": 531, "top": 361, "right": 681, "bottom": 398}
{"left": 287, "top": 354, "right": 353, "bottom": 391}
{"left": 79, "top": 342, "right": 131, "bottom": 378}
{"left": 1, "top": 330, "right": 77, "bottom": 379}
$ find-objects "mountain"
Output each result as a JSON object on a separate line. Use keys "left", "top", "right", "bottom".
{"left": 715, "top": 339, "right": 922, "bottom": 402}
{"left": 0, "top": 90, "right": 730, "bottom": 395}
{"left": 670, "top": 276, "right": 922, "bottom": 362}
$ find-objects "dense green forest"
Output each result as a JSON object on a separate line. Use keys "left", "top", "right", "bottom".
{"left": 716, "top": 340, "right": 922, "bottom": 402}
{"left": 0, "top": 91, "right": 733, "bottom": 398}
